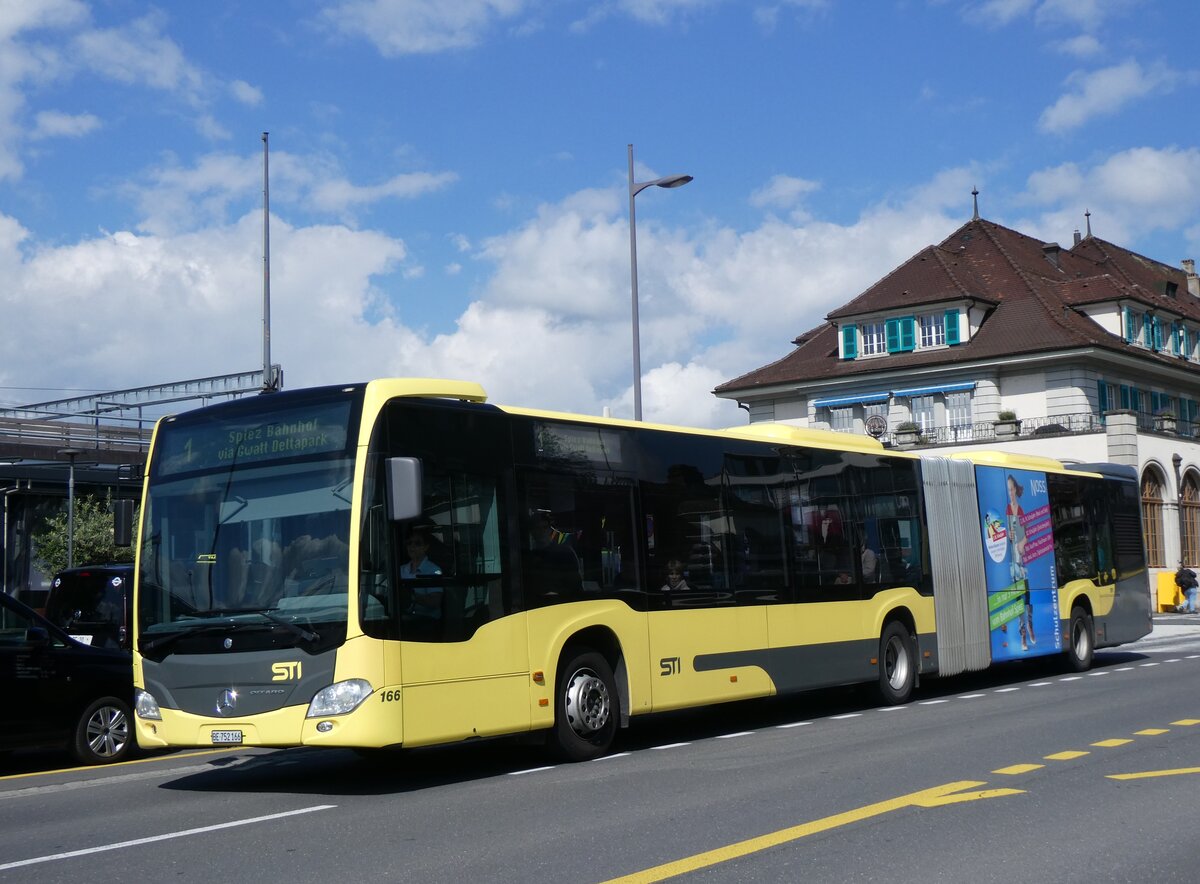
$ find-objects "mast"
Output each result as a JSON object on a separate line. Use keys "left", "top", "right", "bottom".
{"left": 261, "top": 131, "right": 277, "bottom": 391}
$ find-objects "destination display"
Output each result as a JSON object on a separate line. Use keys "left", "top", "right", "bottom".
{"left": 154, "top": 400, "right": 353, "bottom": 476}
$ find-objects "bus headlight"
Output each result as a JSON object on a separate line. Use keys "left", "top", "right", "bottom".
{"left": 306, "top": 679, "right": 373, "bottom": 718}
{"left": 135, "top": 688, "right": 162, "bottom": 720}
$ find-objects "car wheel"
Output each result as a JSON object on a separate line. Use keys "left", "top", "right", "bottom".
{"left": 72, "top": 696, "right": 133, "bottom": 765}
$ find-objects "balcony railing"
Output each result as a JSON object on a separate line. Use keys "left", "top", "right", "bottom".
{"left": 825, "top": 410, "right": 1198, "bottom": 447}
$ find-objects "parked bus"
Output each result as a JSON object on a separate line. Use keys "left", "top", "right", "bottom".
{"left": 129, "top": 379, "right": 1151, "bottom": 761}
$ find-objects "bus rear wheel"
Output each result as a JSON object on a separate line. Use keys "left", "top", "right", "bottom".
{"left": 548, "top": 649, "right": 617, "bottom": 762}
{"left": 877, "top": 621, "right": 915, "bottom": 705}
{"left": 1065, "top": 606, "right": 1094, "bottom": 672}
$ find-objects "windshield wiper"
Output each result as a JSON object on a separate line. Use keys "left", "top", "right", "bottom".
{"left": 243, "top": 608, "right": 319, "bottom": 643}
{"left": 141, "top": 622, "right": 234, "bottom": 653}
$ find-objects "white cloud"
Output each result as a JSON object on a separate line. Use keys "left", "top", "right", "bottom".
{"left": 1039, "top": 60, "right": 1179, "bottom": 134}
{"left": 309, "top": 170, "right": 460, "bottom": 214}
{"left": 229, "top": 79, "right": 263, "bottom": 106}
{"left": 318, "top": 0, "right": 533, "bottom": 55}
{"left": 30, "top": 109, "right": 100, "bottom": 140}
{"left": 71, "top": 13, "right": 204, "bottom": 96}
{"left": 119, "top": 149, "right": 458, "bottom": 235}
{"left": 964, "top": 0, "right": 1037, "bottom": 27}
{"left": 1016, "top": 146, "right": 1200, "bottom": 244}
{"left": 749, "top": 174, "right": 820, "bottom": 211}
{"left": 1054, "top": 34, "right": 1101, "bottom": 57}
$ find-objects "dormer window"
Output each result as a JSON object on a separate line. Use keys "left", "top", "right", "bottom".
{"left": 861, "top": 321, "right": 886, "bottom": 356}
{"left": 918, "top": 313, "right": 946, "bottom": 348}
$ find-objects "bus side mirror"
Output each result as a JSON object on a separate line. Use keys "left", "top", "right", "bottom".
{"left": 113, "top": 499, "right": 135, "bottom": 547}
{"left": 385, "top": 457, "right": 423, "bottom": 522}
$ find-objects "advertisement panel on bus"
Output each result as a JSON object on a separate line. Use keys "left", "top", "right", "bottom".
{"left": 976, "top": 466, "right": 1062, "bottom": 662}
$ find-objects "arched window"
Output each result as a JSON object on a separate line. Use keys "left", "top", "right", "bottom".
{"left": 1183, "top": 472, "right": 1200, "bottom": 568}
{"left": 1141, "top": 467, "right": 1165, "bottom": 568}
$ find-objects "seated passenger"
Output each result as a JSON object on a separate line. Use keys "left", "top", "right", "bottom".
{"left": 527, "top": 512, "right": 581, "bottom": 600}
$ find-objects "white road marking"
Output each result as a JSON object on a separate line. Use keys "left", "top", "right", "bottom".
{"left": 0, "top": 805, "right": 336, "bottom": 871}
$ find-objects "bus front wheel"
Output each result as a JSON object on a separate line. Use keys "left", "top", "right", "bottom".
{"left": 548, "top": 649, "right": 617, "bottom": 762}
{"left": 877, "top": 621, "right": 915, "bottom": 705}
{"left": 1065, "top": 606, "right": 1094, "bottom": 672}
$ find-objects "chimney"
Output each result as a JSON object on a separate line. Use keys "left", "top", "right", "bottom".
{"left": 1042, "top": 242, "right": 1061, "bottom": 268}
{"left": 1185, "top": 258, "right": 1199, "bottom": 297}
{"left": 1073, "top": 229, "right": 1082, "bottom": 246}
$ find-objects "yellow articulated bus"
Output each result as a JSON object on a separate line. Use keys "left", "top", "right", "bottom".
{"left": 129, "top": 379, "right": 1151, "bottom": 761}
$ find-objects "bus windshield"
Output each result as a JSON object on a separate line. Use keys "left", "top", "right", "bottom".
{"left": 137, "top": 391, "right": 360, "bottom": 652}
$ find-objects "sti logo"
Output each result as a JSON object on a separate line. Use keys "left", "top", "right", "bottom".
{"left": 271, "top": 661, "right": 302, "bottom": 681}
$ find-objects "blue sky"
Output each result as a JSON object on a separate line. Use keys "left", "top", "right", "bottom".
{"left": 2, "top": 0, "right": 1199, "bottom": 427}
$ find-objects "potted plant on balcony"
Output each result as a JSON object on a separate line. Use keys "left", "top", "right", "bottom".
{"left": 894, "top": 421, "right": 921, "bottom": 447}
{"left": 994, "top": 409, "right": 1020, "bottom": 439}
{"left": 1155, "top": 409, "right": 1177, "bottom": 433}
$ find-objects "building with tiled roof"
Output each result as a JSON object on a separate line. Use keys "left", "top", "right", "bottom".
{"left": 715, "top": 206, "right": 1200, "bottom": 590}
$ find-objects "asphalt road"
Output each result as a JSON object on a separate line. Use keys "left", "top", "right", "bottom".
{"left": 2, "top": 616, "right": 1199, "bottom": 883}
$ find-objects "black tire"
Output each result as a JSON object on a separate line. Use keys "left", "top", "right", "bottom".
{"left": 1065, "top": 605, "right": 1094, "bottom": 672}
{"left": 547, "top": 649, "right": 618, "bottom": 762}
{"left": 877, "top": 621, "right": 916, "bottom": 705}
{"left": 72, "top": 696, "right": 133, "bottom": 765}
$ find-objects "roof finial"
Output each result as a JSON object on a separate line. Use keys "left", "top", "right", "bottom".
{"left": 971, "top": 186, "right": 980, "bottom": 221}
{"left": 1084, "top": 209, "right": 1092, "bottom": 238}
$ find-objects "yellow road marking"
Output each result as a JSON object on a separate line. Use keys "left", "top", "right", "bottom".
{"left": 1044, "top": 751, "right": 1088, "bottom": 761}
{"left": 0, "top": 749, "right": 240, "bottom": 783}
{"left": 1108, "top": 767, "right": 1200, "bottom": 781}
{"left": 599, "top": 781, "right": 1023, "bottom": 884}
{"left": 993, "top": 764, "right": 1043, "bottom": 775}
{"left": 1091, "top": 739, "right": 1132, "bottom": 748}
{"left": 1171, "top": 719, "right": 1200, "bottom": 726}
{"left": 1134, "top": 729, "right": 1169, "bottom": 735}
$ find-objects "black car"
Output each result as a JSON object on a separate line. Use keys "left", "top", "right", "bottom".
{"left": 45, "top": 564, "right": 133, "bottom": 650}
{"left": 0, "top": 591, "right": 134, "bottom": 765}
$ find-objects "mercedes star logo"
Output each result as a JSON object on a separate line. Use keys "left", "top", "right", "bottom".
{"left": 215, "top": 689, "right": 239, "bottom": 716}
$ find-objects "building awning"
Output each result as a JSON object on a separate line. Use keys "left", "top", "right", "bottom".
{"left": 811, "top": 392, "right": 890, "bottom": 408}
{"left": 891, "top": 381, "right": 976, "bottom": 397}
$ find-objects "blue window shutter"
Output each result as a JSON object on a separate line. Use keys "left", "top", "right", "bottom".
{"left": 1151, "top": 391, "right": 1161, "bottom": 413}
{"left": 1097, "top": 381, "right": 1108, "bottom": 414}
{"left": 1123, "top": 307, "right": 1133, "bottom": 342}
{"left": 885, "top": 318, "right": 900, "bottom": 353}
{"left": 1144, "top": 312, "right": 1153, "bottom": 347}
{"left": 899, "top": 316, "right": 916, "bottom": 351}
{"left": 1152, "top": 316, "right": 1163, "bottom": 350}
{"left": 1119, "top": 384, "right": 1130, "bottom": 409}
{"left": 841, "top": 324, "right": 857, "bottom": 360}
{"left": 944, "top": 309, "right": 960, "bottom": 345}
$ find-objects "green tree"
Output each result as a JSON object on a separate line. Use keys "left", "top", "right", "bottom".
{"left": 32, "top": 493, "right": 136, "bottom": 576}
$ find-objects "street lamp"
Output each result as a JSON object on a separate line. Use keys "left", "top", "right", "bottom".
{"left": 628, "top": 143, "right": 692, "bottom": 421}
{"left": 57, "top": 448, "right": 84, "bottom": 569}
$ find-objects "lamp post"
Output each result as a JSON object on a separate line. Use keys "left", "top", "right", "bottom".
{"left": 58, "top": 448, "right": 83, "bottom": 570}
{"left": 628, "top": 144, "right": 692, "bottom": 421}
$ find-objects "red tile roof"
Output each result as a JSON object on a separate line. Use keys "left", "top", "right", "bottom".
{"left": 716, "top": 218, "right": 1200, "bottom": 395}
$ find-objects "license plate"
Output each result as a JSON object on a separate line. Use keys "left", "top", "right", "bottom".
{"left": 211, "top": 730, "right": 243, "bottom": 745}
